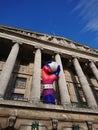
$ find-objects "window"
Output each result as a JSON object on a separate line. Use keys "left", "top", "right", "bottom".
{"left": 72, "top": 124, "right": 79, "bottom": 130}
{"left": 11, "top": 93, "right": 24, "bottom": 100}
{"left": 14, "top": 77, "right": 27, "bottom": 89}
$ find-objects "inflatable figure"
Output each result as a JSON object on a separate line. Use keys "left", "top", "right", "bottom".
{"left": 42, "top": 61, "right": 60, "bottom": 104}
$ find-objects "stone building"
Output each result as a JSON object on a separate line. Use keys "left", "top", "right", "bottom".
{"left": 0, "top": 25, "right": 98, "bottom": 130}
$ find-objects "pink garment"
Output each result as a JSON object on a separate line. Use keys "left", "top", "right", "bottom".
{"left": 42, "top": 66, "right": 57, "bottom": 84}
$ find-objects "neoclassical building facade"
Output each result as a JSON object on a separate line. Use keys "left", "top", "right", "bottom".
{"left": 0, "top": 25, "right": 98, "bottom": 130}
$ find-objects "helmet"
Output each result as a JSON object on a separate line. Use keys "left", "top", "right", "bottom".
{"left": 48, "top": 61, "right": 58, "bottom": 72}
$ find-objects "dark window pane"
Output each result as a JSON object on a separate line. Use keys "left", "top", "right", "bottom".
{"left": 11, "top": 93, "right": 24, "bottom": 100}
{"left": 14, "top": 77, "right": 27, "bottom": 89}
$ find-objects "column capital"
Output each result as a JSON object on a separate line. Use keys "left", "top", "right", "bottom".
{"left": 89, "top": 59, "right": 96, "bottom": 63}
{"left": 54, "top": 51, "right": 62, "bottom": 55}
{"left": 12, "top": 40, "right": 23, "bottom": 45}
{"left": 33, "top": 47, "right": 42, "bottom": 54}
{"left": 72, "top": 55, "right": 80, "bottom": 59}
{"left": 34, "top": 46, "right": 43, "bottom": 50}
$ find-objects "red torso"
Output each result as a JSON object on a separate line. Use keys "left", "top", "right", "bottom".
{"left": 42, "top": 66, "right": 57, "bottom": 84}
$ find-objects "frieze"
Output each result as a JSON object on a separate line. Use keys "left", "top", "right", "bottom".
{"left": 15, "top": 30, "right": 98, "bottom": 54}
{"left": 70, "top": 42, "right": 76, "bottom": 49}
{"left": 0, "top": 25, "right": 98, "bottom": 54}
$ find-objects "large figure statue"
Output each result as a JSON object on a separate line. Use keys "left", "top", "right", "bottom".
{"left": 42, "top": 61, "right": 60, "bottom": 104}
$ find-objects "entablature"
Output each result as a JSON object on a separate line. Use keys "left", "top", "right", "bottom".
{"left": 0, "top": 25, "right": 98, "bottom": 55}
{"left": 0, "top": 27, "right": 98, "bottom": 63}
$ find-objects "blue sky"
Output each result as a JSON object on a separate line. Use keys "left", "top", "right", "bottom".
{"left": 0, "top": 0, "right": 98, "bottom": 49}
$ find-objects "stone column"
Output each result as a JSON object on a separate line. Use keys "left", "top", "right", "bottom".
{"left": 55, "top": 53, "right": 71, "bottom": 105}
{"left": 30, "top": 48, "right": 41, "bottom": 102}
{"left": 0, "top": 43, "right": 19, "bottom": 98}
{"left": 73, "top": 57, "right": 97, "bottom": 107}
{"left": 89, "top": 61, "right": 98, "bottom": 81}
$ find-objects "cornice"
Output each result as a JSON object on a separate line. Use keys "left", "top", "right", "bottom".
{"left": 0, "top": 24, "right": 98, "bottom": 56}
{"left": 0, "top": 100, "right": 98, "bottom": 115}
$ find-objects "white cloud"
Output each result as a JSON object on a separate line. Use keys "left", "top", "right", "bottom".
{"left": 84, "top": 19, "right": 98, "bottom": 32}
{"left": 72, "top": 0, "right": 98, "bottom": 32}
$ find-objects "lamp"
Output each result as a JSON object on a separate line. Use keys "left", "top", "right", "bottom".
{"left": 52, "top": 119, "right": 58, "bottom": 130}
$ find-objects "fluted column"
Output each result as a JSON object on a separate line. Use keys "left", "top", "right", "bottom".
{"left": 55, "top": 53, "right": 71, "bottom": 105}
{"left": 30, "top": 48, "right": 41, "bottom": 102}
{"left": 0, "top": 43, "right": 19, "bottom": 98}
{"left": 73, "top": 57, "right": 97, "bottom": 107}
{"left": 89, "top": 61, "right": 98, "bottom": 81}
